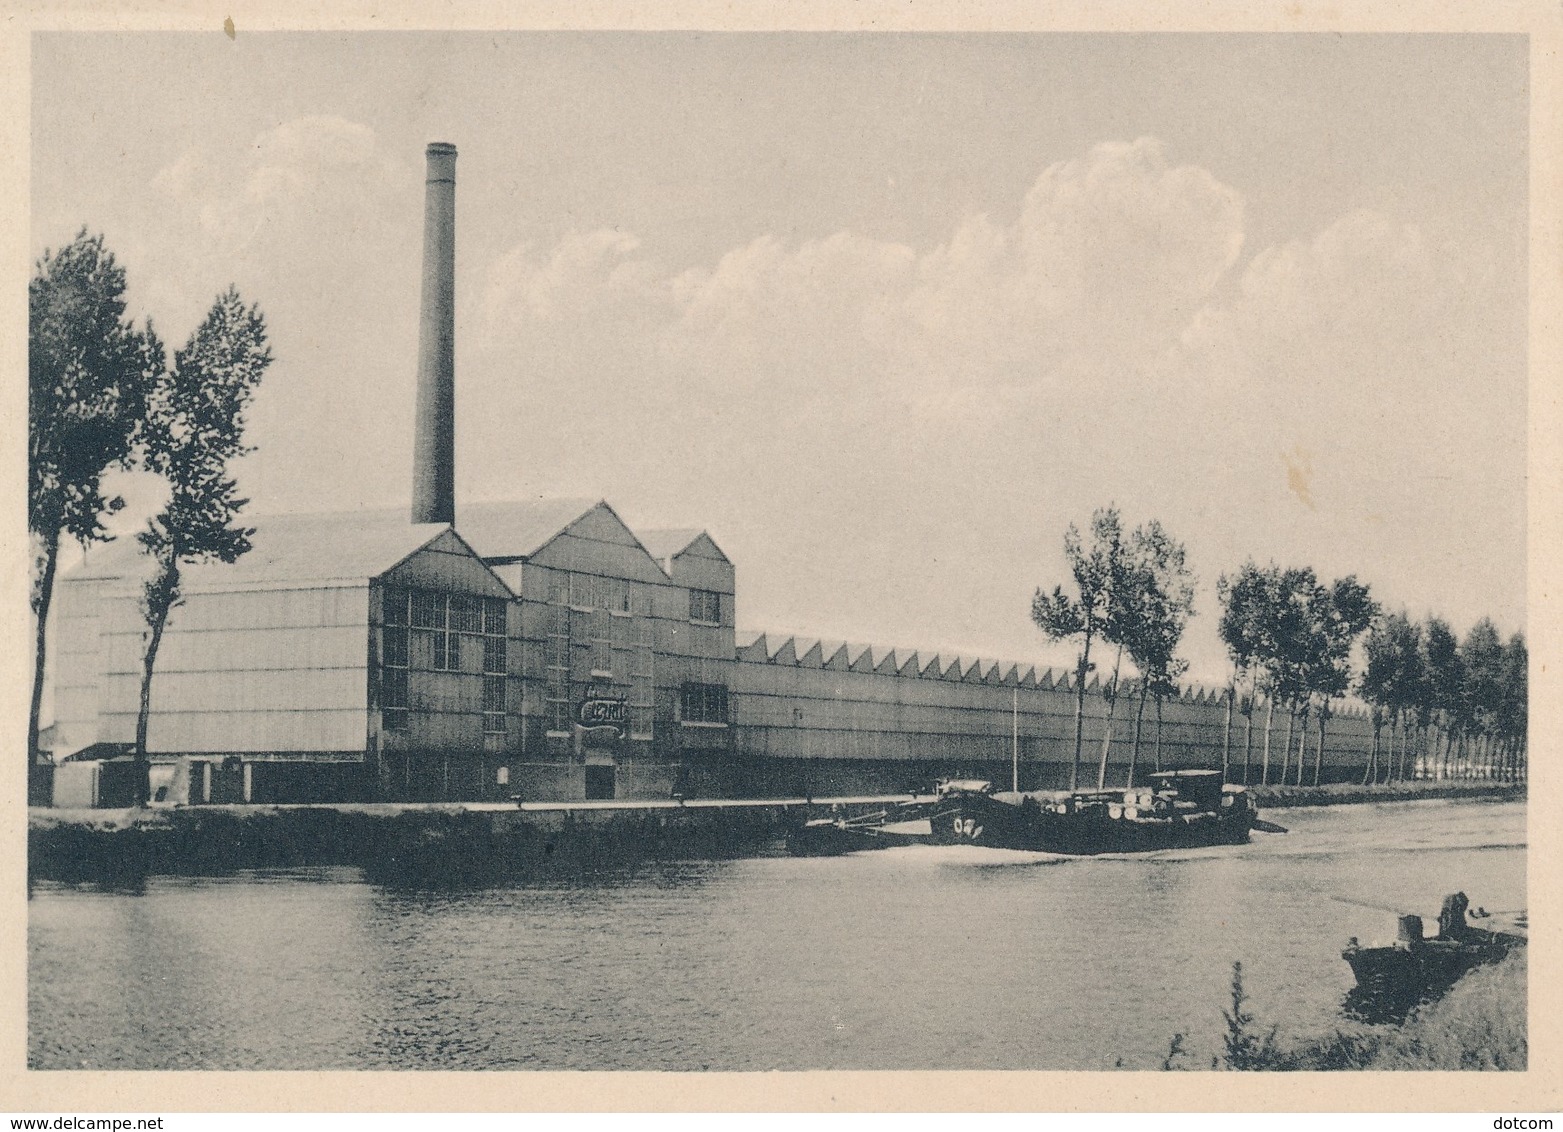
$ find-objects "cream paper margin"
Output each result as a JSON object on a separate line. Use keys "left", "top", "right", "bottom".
{"left": 0, "top": 0, "right": 1556, "bottom": 1114}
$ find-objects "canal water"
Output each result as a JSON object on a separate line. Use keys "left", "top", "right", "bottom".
{"left": 29, "top": 798, "right": 1524, "bottom": 1071}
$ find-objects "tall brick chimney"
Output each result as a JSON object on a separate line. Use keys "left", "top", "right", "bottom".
{"left": 411, "top": 142, "right": 457, "bottom": 525}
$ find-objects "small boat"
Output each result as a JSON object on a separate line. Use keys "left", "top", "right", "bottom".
{"left": 1342, "top": 892, "right": 1526, "bottom": 1020}
{"left": 924, "top": 769, "right": 1275, "bottom": 855}
{"left": 785, "top": 804, "right": 934, "bottom": 856}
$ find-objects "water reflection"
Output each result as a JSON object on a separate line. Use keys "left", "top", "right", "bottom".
{"left": 30, "top": 800, "right": 1525, "bottom": 1071}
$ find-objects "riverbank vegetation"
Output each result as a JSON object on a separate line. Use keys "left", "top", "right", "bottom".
{"left": 1163, "top": 951, "right": 1527, "bottom": 1071}
{"left": 1030, "top": 506, "right": 1527, "bottom": 793}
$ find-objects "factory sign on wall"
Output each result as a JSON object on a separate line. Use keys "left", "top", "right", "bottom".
{"left": 578, "top": 687, "right": 628, "bottom": 735}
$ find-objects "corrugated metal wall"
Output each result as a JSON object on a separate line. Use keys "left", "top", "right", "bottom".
{"left": 729, "top": 653, "right": 1376, "bottom": 774}
{"left": 92, "top": 582, "right": 371, "bottom": 754}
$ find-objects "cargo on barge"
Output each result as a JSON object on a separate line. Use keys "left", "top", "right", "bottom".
{"left": 925, "top": 769, "right": 1271, "bottom": 854}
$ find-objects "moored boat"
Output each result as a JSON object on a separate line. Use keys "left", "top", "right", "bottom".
{"left": 1342, "top": 892, "right": 1526, "bottom": 1021}
{"left": 785, "top": 803, "right": 935, "bottom": 856}
{"left": 924, "top": 769, "right": 1271, "bottom": 855}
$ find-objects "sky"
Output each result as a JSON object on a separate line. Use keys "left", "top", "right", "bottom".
{"left": 30, "top": 32, "right": 1529, "bottom": 684}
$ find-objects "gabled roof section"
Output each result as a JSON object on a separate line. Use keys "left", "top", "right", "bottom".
{"left": 639, "top": 528, "right": 731, "bottom": 572}
{"left": 67, "top": 507, "right": 455, "bottom": 591}
{"left": 453, "top": 497, "right": 600, "bottom": 562}
{"left": 638, "top": 528, "right": 703, "bottom": 564}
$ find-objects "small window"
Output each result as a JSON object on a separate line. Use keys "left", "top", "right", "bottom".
{"left": 383, "top": 588, "right": 409, "bottom": 626}
{"left": 449, "top": 594, "right": 481, "bottom": 634}
{"left": 680, "top": 682, "right": 728, "bottom": 723}
{"left": 432, "top": 630, "right": 456, "bottom": 672}
{"left": 546, "top": 633, "right": 571, "bottom": 669}
{"left": 483, "top": 635, "right": 507, "bottom": 675}
{"left": 591, "top": 636, "right": 613, "bottom": 677}
{"left": 599, "top": 576, "right": 630, "bottom": 613}
{"left": 384, "top": 626, "right": 409, "bottom": 668}
{"left": 411, "top": 590, "right": 443, "bottom": 629}
{"left": 384, "top": 708, "right": 409, "bottom": 732}
{"left": 546, "top": 698, "right": 572, "bottom": 734}
{"left": 382, "top": 667, "right": 408, "bottom": 709}
{"left": 689, "top": 589, "right": 721, "bottom": 623}
{"left": 482, "top": 675, "right": 507, "bottom": 733}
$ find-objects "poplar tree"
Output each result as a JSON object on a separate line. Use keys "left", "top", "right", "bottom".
{"left": 29, "top": 230, "right": 158, "bottom": 769}
{"left": 1218, "top": 562, "right": 1271, "bottom": 784}
{"left": 1299, "top": 576, "right": 1376, "bottom": 785}
{"left": 1122, "top": 521, "right": 1194, "bottom": 786}
{"left": 1032, "top": 507, "right": 1124, "bottom": 792}
{"left": 132, "top": 287, "right": 271, "bottom": 802}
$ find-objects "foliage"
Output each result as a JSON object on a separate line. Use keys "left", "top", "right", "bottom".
{"left": 1034, "top": 508, "right": 1195, "bottom": 789}
{"left": 29, "top": 231, "right": 156, "bottom": 553}
{"left": 1220, "top": 961, "right": 1284, "bottom": 1070}
{"left": 133, "top": 287, "right": 272, "bottom": 792}
{"left": 1032, "top": 507, "right": 1125, "bottom": 790}
{"left": 28, "top": 230, "right": 160, "bottom": 763}
{"left": 1171, "top": 950, "right": 1526, "bottom": 1072}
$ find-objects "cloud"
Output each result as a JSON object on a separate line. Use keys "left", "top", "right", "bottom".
{"left": 456, "top": 136, "right": 1519, "bottom": 678}
{"left": 154, "top": 115, "right": 399, "bottom": 254}
{"left": 475, "top": 137, "right": 1248, "bottom": 415}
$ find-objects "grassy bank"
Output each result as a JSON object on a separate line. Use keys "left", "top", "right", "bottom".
{"left": 1172, "top": 950, "right": 1527, "bottom": 1071}
{"left": 1245, "top": 779, "right": 1524, "bottom": 809}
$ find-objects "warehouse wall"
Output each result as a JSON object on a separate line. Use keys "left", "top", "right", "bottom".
{"left": 728, "top": 641, "right": 1377, "bottom": 793}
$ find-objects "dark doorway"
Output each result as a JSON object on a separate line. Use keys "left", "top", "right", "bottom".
{"left": 584, "top": 764, "right": 616, "bottom": 800}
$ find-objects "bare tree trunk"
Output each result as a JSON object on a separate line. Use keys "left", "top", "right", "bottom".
{"left": 1294, "top": 710, "right": 1309, "bottom": 786}
{"left": 1313, "top": 707, "right": 1327, "bottom": 786}
{"left": 1222, "top": 684, "right": 1234, "bottom": 784}
{"left": 1154, "top": 695, "right": 1165, "bottom": 773}
{"left": 1364, "top": 717, "right": 1379, "bottom": 786}
{"left": 1070, "top": 635, "right": 1093, "bottom": 793}
{"left": 29, "top": 529, "right": 61, "bottom": 771}
{"left": 134, "top": 612, "right": 169, "bottom": 808}
{"left": 1096, "top": 644, "right": 1124, "bottom": 791}
{"left": 1260, "top": 695, "right": 1275, "bottom": 785}
{"left": 1242, "top": 680, "right": 1255, "bottom": 785}
{"left": 1280, "top": 705, "right": 1296, "bottom": 786}
{"left": 1128, "top": 685, "right": 1148, "bottom": 790}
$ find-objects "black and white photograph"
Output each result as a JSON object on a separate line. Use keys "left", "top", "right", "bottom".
{"left": 12, "top": 5, "right": 1555, "bottom": 1110}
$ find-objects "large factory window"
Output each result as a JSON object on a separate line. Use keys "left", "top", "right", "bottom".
{"left": 689, "top": 588, "right": 721, "bottom": 624}
{"left": 680, "top": 682, "right": 728, "bottom": 725}
{"left": 387, "top": 587, "right": 511, "bottom": 685}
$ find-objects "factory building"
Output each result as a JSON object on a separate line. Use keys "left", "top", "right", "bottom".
{"left": 43, "top": 140, "right": 1378, "bottom": 805}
